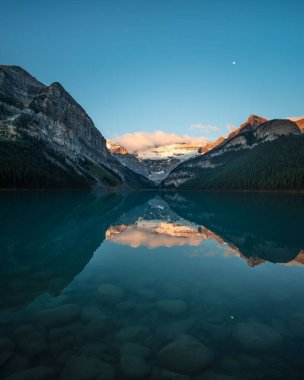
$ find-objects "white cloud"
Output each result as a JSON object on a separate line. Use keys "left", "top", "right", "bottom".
{"left": 226, "top": 124, "right": 237, "bottom": 133}
{"left": 114, "top": 130, "right": 210, "bottom": 153}
{"left": 190, "top": 124, "right": 220, "bottom": 134}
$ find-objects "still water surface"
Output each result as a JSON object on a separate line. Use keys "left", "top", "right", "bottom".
{"left": 0, "top": 191, "right": 304, "bottom": 380}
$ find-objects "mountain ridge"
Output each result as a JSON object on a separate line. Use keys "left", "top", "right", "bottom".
{"left": 1, "top": 65, "right": 304, "bottom": 190}
{"left": 162, "top": 115, "right": 303, "bottom": 190}
{"left": 0, "top": 65, "right": 154, "bottom": 189}
{"left": 106, "top": 140, "right": 208, "bottom": 183}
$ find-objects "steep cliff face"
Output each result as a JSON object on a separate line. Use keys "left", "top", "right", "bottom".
{"left": 0, "top": 65, "right": 44, "bottom": 107}
{"left": 0, "top": 65, "right": 153, "bottom": 189}
{"left": 29, "top": 81, "right": 109, "bottom": 160}
{"left": 162, "top": 115, "right": 303, "bottom": 190}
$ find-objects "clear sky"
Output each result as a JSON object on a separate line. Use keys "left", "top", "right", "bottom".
{"left": 1, "top": 0, "right": 304, "bottom": 143}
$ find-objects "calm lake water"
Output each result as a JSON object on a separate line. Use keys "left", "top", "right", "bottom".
{"left": 1, "top": 191, "right": 304, "bottom": 380}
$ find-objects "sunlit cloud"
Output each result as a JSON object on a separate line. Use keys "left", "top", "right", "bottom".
{"left": 110, "top": 229, "right": 203, "bottom": 248}
{"left": 226, "top": 124, "right": 237, "bottom": 133}
{"left": 189, "top": 124, "right": 220, "bottom": 134}
{"left": 115, "top": 130, "right": 210, "bottom": 153}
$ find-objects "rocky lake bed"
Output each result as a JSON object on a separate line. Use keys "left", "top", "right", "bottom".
{"left": 1, "top": 263, "right": 304, "bottom": 380}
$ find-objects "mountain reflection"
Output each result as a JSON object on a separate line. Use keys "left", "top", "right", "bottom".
{"left": 0, "top": 191, "right": 151, "bottom": 309}
{"left": 106, "top": 221, "right": 226, "bottom": 248}
{"left": 105, "top": 196, "right": 231, "bottom": 249}
{"left": 163, "top": 192, "right": 304, "bottom": 265}
{"left": 106, "top": 193, "right": 304, "bottom": 267}
{"left": 1, "top": 190, "right": 304, "bottom": 310}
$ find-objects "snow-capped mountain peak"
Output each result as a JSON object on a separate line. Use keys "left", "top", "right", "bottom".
{"left": 105, "top": 139, "right": 211, "bottom": 183}
{"left": 134, "top": 142, "right": 208, "bottom": 160}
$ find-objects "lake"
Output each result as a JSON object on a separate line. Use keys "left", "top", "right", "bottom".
{"left": 0, "top": 190, "right": 304, "bottom": 380}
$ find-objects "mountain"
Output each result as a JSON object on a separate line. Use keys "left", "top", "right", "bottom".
{"left": 107, "top": 140, "right": 128, "bottom": 155}
{"left": 134, "top": 141, "right": 208, "bottom": 159}
{"left": 291, "top": 117, "right": 304, "bottom": 132}
{"left": 162, "top": 115, "right": 304, "bottom": 190}
{"left": 238, "top": 114, "right": 268, "bottom": 132}
{"left": 0, "top": 65, "right": 153, "bottom": 189}
{"left": 106, "top": 140, "right": 209, "bottom": 183}
{"left": 198, "top": 136, "right": 226, "bottom": 154}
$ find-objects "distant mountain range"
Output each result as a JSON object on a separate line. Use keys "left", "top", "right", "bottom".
{"left": 107, "top": 140, "right": 212, "bottom": 183}
{"left": 0, "top": 65, "right": 303, "bottom": 190}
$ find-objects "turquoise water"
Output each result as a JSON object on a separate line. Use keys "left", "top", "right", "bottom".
{"left": 0, "top": 191, "right": 304, "bottom": 379}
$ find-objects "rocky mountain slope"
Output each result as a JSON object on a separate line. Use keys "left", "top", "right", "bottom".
{"left": 293, "top": 117, "right": 304, "bottom": 132}
{"left": 162, "top": 115, "right": 304, "bottom": 190}
{"left": 0, "top": 65, "right": 153, "bottom": 189}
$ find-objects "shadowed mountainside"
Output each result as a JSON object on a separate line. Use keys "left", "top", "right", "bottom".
{"left": 0, "top": 65, "right": 153, "bottom": 189}
{"left": 162, "top": 115, "right": 304, "bottom": 190}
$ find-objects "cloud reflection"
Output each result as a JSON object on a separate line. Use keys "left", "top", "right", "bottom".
{"left": 106, "top": 220, "right": 233, "bottom": 250}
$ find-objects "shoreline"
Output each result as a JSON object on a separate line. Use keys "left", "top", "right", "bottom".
{"left": 1, "top": 188, "right": 304, "bottom": 194}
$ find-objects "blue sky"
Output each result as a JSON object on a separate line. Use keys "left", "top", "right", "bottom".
{"left": 1, "top": 0, "right": 304, "bottom": 143}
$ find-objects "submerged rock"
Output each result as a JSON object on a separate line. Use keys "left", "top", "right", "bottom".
{"left": 4, "top": 366, "right": 58, "bottom": 380}
{"left": 156, "top": 318, "right": 196, "bottom": 341}
{"left": 237, "top": 354, "right": 262, "bottom": 370}
{"left": 157, "top": 334, "right": 213, "bottom": 374}
{"left": 48, "top": 326, "right": 69, "bottom": 342}
{"left": 159, "top": 369, "right": 191, "bottom": 379}
{"left": 120, "top": 342, "right": 151, "bottom": 358}
{"left": 0, "top": 351, "right": 13, "bottom": 367}
{"left": 17, "top": 331, "right": 48, "bottom": 357}
{"left": 156, "top": 300, "right": 187, "bottom": 317}
{"left": 0, "top": 337, "right": 14, "bottom": 352}
{"left": 216, "top": 356, "right": 241, "bottom": 374}
{"left": 81, "top": 305, "right": 104, "bottom": 322}
{"left": 136, "top": 288, "right": 157, "bottom": 300}
{"left": 201, "top": 322, "right": 231, "bottom": 343}
{"left": 116, "top": 300, "right": 136, "bottom": 312}
{"left": 232, "top": 322, "right": 282, "bottom": 352}
{"left": 60, "top": 356, "right": 115, "bottom": 380}
{"left": 288, "top": 312, "right": 304, "bottom": 338}
{"left": 98, "top": 284, "right": 125, "bottom": 304}
{"left": 120, "top": 355, "right": 151, "bottom": 379}
{"left": 35, "top": 304, "right": 80, "bottom": 327}
{"left": 116, "top": 325, "right": 150, "bottom": 342}
{"left": 162, "top": 285, "right": 186, "bottom": 299}
{"left": 194, "top": 370, "right": 241, "bottom": 380}
{"left": 80, "top": 343, "right": 108, "bottom": 358}
{"left": 82, "top": 316, "right": 114, "bottom": 340}
{"left": 0, "top": 313, "right": 12, "bottom": 326}
{"left": 1, "top": 354, "right": 31, "bottom": 376}
{"left": 15, "top": 328, "right": 47, "bottom": 354}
